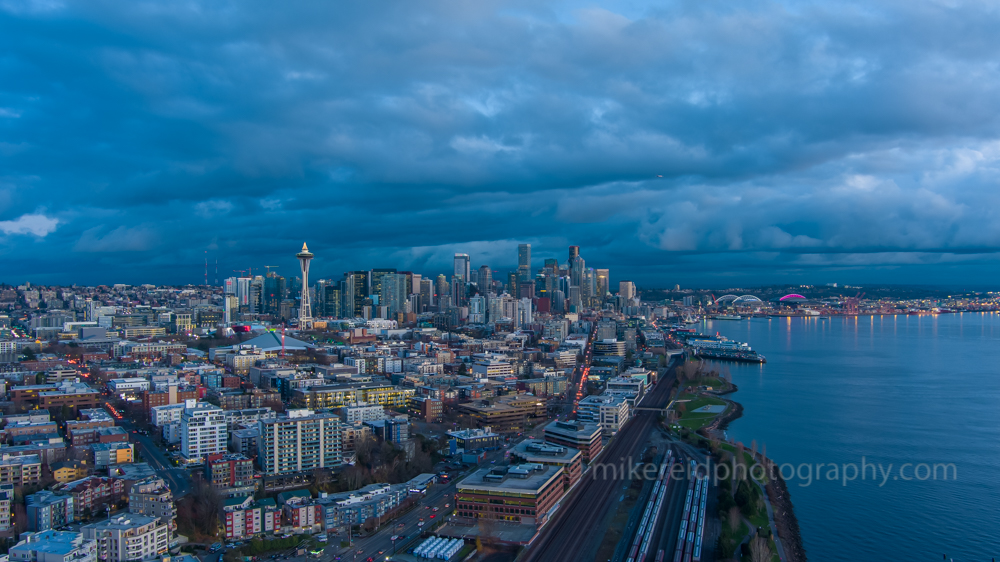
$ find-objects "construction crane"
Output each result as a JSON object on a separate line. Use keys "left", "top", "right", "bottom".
{"left": 264, "top": 266, "right": 280, "bottom": 276}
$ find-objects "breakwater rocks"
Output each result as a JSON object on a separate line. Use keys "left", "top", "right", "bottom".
{"left": 766, "top": 468, "right": 807, "bottom": 562}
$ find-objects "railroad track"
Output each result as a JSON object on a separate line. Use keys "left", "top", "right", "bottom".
{"left": 522, "top": 366, "right": 677, "bottom": 562}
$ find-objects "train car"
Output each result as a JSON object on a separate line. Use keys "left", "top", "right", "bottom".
{"left": 656, "top": 550, "right": 665, "bottom": 562}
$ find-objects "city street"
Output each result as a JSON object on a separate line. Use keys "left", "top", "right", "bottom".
{"left": 329, "top": 442, "right": 519, "bottom": 562}
{"left": 118, "top": 415, "right": 193, "bottom": 497}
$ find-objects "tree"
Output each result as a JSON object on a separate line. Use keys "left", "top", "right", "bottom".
{"left": 22, "top": 347, "right": 36, "bottom": 361}
{"left": 749, "top": 535, "right": 773, "bottom": 562}
{"left": 189, "top": 477, "right": 223, "bottom": 537}
{"left": 728, "top": 505, "right": 742, "bottom": 534}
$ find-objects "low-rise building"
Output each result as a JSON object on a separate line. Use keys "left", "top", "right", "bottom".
{"left": 26, "top": 490, "right": 75, "bottom": 532}
{"left": 106, "top": 378, "right": 150, "bottom": 398}
{"left": 363, "top": 419, "right": 408, "bottom": 444}
{"left": 50, "top": 460, "right": 88, "bottom": 483}
{"left": 88, "top": 443, "right": 134, "bottom": 469}
{"left": 221, "top": 496, "right": 280, "bottom": 540}
{"left": 313, "top": 483, "right": 409, "bottom": 530}
{"left": 229, "top": 428, "right": 259, "bottom": 458}
{"left": 577, "top": 394, "right": 630, "bottom": 435}
{"left": 81, "top": 514, "right": 169, "bottom": 562}
{"left": 543, "top": 420, "right": 603, "bottom": 463}
{"left": 337, "top": 403, "right": 385, "bottom": 424}
{"left": 0, "top": 453, "right": 42, "bottom": 486}
{"left": 276, "top": 490, "right": 319, "bottom": 533}
{"left": 128, "top": 478, "right": 176, "bottom": 531}
{"left": 509, "top": 440, "right": 582, "bottom": 489}
{"left": 0, "top": 483, "right": 12, "bottom": 532}
{"left": 10, "top": 530, "right": 97, "bottom": 562}
{"left": 456, "top": 401, "right": 527, "bottom": 434}
{"left": 455, "top": 463, "right": 564, "bottom": 528}
{"left": 447, "top": 427, "right": 502, "bottom": 451}
{"left": 205, "top": 454, "right": 255, "bottom": 496}
{"left": 57, "top": 477, "right": 126, "bottom": 519}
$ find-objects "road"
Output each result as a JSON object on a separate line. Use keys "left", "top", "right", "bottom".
{"left": 521, "top": 359, "right": 678, "bottom": 562}
{"left": 117, "top": 416, "right": 193, "bottom": 497}
{"left": 332, "top": 442, "right": 516, "bottom": 562}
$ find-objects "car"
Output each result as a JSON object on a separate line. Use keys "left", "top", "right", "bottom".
{"left": 425, "top": 506, "right": 430, "bottom": 510}
{"left": 397, "top": 523, "right": 405, "bottom": 528}
{"left": 417, "top": 522, "right": 424, "bottom": 527}
{"left": 390, "top": 535, "right": 398, "bottom": 541}
{"left": 430, "top": 515, "right": 435, "bottom": 519}
{"left": 445, "top": 504, "right": 450, "bottom": 508}
{"left": 356, "top": 550, "right": 364, "bottom": 555}
{"left": 433, "top": 507, "right": 439, "bottom": 511}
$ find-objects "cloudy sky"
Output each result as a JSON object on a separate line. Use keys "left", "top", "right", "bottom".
{"left": 3, "top": 0, "right": 1000, "bottom": 288}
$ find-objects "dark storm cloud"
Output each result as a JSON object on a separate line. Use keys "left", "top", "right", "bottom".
{"left": 3, "top": 0, "right": 1000, "bottom": 287}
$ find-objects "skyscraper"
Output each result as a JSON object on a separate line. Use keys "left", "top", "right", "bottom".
{"left": 517, "top": 244, "right": 531, "bottom": 281}
{"left": 454, "top": 253, "right": 471, "bottom": 281}
{"left": 619, "top": 280, "right": 636, "bottom": 300}
{"left": 369, "top": 269, "right": 397, "bottom": 304}
{"left": 595, "top": 269, "right": 610, "bottom": 297}
{"left": 478, "top": 265, "right": 493, "bottom": 294}
{"left": 342, "top": 271, "right": 369, "bottom": 317}
{"left": 568, "top": 245, "right": 580, "bottom": 262}
{"left": 296, "top": 243, "right": 313, "bottom": 328}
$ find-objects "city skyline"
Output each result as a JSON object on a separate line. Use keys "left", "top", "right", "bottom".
{"left": 4, "top": 2, "right": 1000, "bottom": 287}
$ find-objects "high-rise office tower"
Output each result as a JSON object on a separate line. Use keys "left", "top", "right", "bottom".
{"left": 369, "top": 269, "right": 397, "bottom": 304}
{"left": 478, "top": 265, "right": 493, "bottom": 294}
{"left": 436, "top": 274, "right": 449, "bottom": 301}
{"left": 595, "top": 269, "right": 610, "bottom": 297}
{"left": 571, "top": 256, "right": 585, "bottom": 288}
{"left": 249, "top": 276, "right": 264, "bottom": 314}
{"left": 263, "top": 274, "right": 285, "bottom": 315}
{"left": 409, "top": 273, "right": 420, "bottom": 296}
{"left": 342, "top": 271, "right": 369, "bottom": 317}
{"left": 420, "top": 278, "right": 433, "bottom": 312}
{"left": 454, "top": 254, "right": 471, "bottom": 282}
{"left": 517, "top": 244, "right": 531, "bottom": 281}
{"left": 381, "top": 273, "right": 407, "bottom": 317}
{"left": 296, "top": 243, "right": 313, "bottom": 328}
{"left": 619, "top": 281, "right": 636, "bottom": 300}
{"left": 568, "top": 245, "right": 580, "bottom": 262}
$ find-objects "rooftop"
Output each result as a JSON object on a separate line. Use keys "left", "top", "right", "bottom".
{"left": 12, "top": 530, "right": 93, "bottom": 557}
{"left": 456, "top": 464, "right": 562, "bottom": 495}
{"left": 511, "top": 440, "right": 581, "bottom": 463}
{"left": 83, "top": 514, "right": 159, "bottom": 530}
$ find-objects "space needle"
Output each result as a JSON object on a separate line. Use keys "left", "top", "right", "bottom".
{"left": 296, "top": 242, "right": 314, "bottom": 329}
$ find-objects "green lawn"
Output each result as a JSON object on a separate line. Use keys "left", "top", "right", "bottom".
{"left": 674, "top": 393, "right": 729, "bottom": 430}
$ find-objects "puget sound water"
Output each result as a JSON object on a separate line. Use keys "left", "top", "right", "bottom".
{"left": 703, "top": 312, "right": 1000, "bottom": 561}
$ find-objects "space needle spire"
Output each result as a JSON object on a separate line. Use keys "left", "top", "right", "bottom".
{"left": 296, "top": 242, "right": 314, "bottom": 329}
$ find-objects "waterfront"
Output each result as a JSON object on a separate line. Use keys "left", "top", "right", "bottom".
{"left": 706, "top": 313, "right": 1000, "bottom": 561}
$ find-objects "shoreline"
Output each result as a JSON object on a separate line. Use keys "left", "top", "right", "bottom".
{"left": 701, "top": 387, "right": 808, "bottom": 562}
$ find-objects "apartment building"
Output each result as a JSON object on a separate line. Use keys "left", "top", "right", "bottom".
{"left": 258, "top": 410, "right": 340, "bottom": 476}
{"left": 180, "top": 403, "right": 227, "bottom": 461}
{"left": 82, "top": 515, "right": 169, "bottom": 562}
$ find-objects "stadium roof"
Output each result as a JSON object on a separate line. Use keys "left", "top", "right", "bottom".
{"left": 241, "top": 331, "right": 315, "bottom": 351}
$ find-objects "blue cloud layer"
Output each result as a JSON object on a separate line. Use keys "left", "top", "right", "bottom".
{"left": 3, "top": 0, "right": 1000, "bottom": 287}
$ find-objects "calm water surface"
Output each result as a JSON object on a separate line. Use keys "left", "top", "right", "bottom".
{"left": 703, "top": 313, "right": 1000, "bottom": 561}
